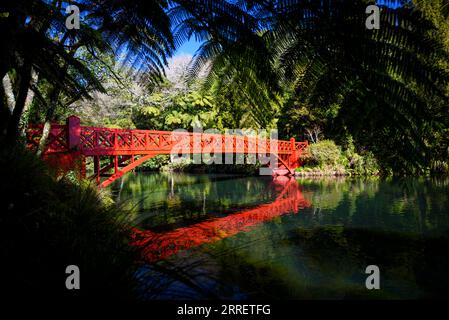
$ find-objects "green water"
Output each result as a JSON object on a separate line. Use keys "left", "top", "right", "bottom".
{"left": 113, "top": 173, "right": 449, "bottom": 299}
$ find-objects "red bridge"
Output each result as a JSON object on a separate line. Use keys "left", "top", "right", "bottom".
{"left": 27, "top": 116, "right": 308, "bottom": 188}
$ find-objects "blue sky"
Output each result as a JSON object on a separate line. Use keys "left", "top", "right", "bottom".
{"left": 377, "top": 0, "right": 401, "bottom": 8}
{"left": 174, "top": 38, "right": 202, "bottom": 56}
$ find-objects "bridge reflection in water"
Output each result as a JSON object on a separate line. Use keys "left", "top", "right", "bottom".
{"left": 132, "top": 177, "right": 310, "bottom": 262}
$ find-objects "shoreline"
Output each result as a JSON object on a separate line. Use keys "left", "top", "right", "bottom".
{"left": 294, "top": 170, "right": 349, "bottom": 177}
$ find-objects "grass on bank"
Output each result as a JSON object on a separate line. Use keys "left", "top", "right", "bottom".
{"left": 0, "top": 145, "right": 139, "bottom": 300}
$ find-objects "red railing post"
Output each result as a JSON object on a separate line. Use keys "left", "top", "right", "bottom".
{"left": 290, "top": 137, "right": 295, "bottom": 153}
{"left": 67, "top": 115, "right": 81, "bottom": 150}
{"left": 66, "top": 116, "right": 86, "bottom": 180}
{"left": 289, "top": 137, "right": 296, "bottom": 168}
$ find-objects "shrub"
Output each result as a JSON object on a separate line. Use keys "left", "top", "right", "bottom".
{"left": 303, "top": 140, "right": 343, "bottom": 168}
{"left": 301, "top": 139, "right": 380, "bottom": 176}
{"left": 359, "top": 151, "right": 380, "bottom": 176}
{"left": 430, "top": 160, "right": 449, "bottom": 174}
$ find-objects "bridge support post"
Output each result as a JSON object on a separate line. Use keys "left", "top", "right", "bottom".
{"left": 80, "top": 156, "right": 86, "bottom": 179}
{"left": 94, "top": 156, "right": 100, "bottom": 184}
{"left": 114, "top": 156, "right": 118, "bottom": 174}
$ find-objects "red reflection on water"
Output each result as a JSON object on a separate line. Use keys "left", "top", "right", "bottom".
{"left": 132, "top": 177, "right": 310, "bottom": 262}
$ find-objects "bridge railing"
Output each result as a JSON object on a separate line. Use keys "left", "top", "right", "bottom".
{"left": 27, "top": 123, "right": 68, "bottom": 153}
{"left": 78, "top": 126, "right": 295, "bottom": 155}
{"left": 27, "top": 116, "right": 309, "bottom": 158}
{"left": 295, "top": 141, "right": 309, "bottom": 153}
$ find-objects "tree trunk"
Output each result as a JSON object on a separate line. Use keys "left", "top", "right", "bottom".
{"left": 0, "top": 76, "right": 12, "bottom": 136}
{"left": 0, "top": 96, "right": 10, "bottom": 137}
{"left": 36, "top": 86, "right": 61, "bottom": 157}
{"left": 2, "top": 73, "right": 16, "bottom": 113}
{"left": 6, "top": 63, "right": 32, "bottom": 144}
{"left": 19, "top": 69, "right": 38, "bottom": 137}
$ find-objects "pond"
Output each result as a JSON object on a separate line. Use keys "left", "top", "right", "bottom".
{"left": 112, "top": 173, "right": 449, "bottom": 299}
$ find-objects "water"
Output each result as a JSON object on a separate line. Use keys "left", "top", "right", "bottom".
{"left": 112, "top": 173, "right": 449, "bottom": 299}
